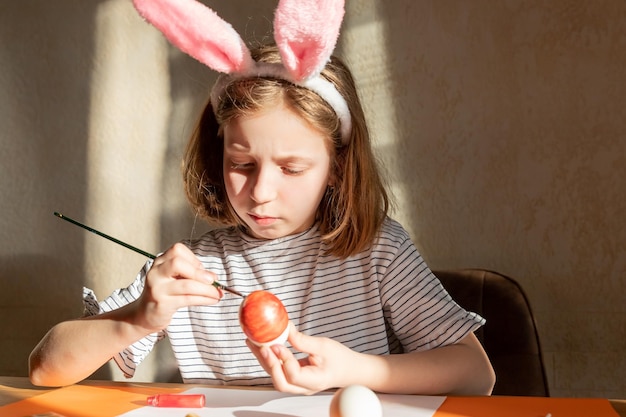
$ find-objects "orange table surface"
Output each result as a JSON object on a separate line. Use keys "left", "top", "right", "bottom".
{"left": 1, "top": 377, "right": 624, "bottom": 417}
{"left": 0, "top": 383, "right": 181, "bottom": 417}
{"left": 438, "top": 395, "right": 621, "bottom": 417}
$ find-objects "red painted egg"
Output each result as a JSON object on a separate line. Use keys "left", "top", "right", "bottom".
{"left": 239, "top": 290, "right": 289, "bottom": 346}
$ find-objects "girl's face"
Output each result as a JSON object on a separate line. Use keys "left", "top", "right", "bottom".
{"left": 223, "top": 103, "right": 332, "bottom": 240}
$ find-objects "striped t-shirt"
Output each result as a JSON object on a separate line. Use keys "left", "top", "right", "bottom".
{"left": 84, "top": 217, "right": 484, "bottom": 385}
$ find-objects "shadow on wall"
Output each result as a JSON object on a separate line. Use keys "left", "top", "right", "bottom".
{"left": 157, "top": 46, "right": 214, "bottom": 250}
{"left": 0, "top": 254, "right": 111, "bottom": 381}
{"left": 376, "top": 1, "right": 626, "bottom": 399}
{"left": 0, "top": 2, "right": 102, "bottom": 377}
{"left": 375, "top": 2, "right": 536, "bottom": 270}
{"left": 0, "top": 0, "right": 200, "bottom": 383}
{"left": 376, "top": 2, "right": 479, "bottom": 259}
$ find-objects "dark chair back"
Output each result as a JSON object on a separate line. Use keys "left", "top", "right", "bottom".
{"left": 434, "top": 268, "right": 549, "bottom": 396}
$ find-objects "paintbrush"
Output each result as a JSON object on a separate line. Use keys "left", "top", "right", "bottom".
{"left": 54, "top": 211, "right": 244, "bottom": 297}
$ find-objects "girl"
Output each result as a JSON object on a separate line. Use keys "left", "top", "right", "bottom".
{"left": 29, "top": 0, "right": 495, "bottom": 395}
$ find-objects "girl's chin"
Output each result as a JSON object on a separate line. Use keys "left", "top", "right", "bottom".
{"left": 242, "top": 224, "right": 283, "bottom": 240}
{"left": 244, "top": 223, "right": 309, "bottom": 240}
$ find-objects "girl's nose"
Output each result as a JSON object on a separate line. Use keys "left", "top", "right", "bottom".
{"left": 250, "top": 166, "right": 278, "bottom": 203}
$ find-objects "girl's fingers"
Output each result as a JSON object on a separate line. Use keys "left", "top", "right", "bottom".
{"left": 271, "top": 344, "right": 301, "bottom": 378}
{"left": 155, "top": 243, "right": 202, "bottom": 269}
{"left": 150, "top": 244, "right": 222, "bottom": 300}
{"left": 286, "top": 322, "right": 320, "bottom": 353}
{"left": 265, "top": 346, "right": 310, "bottom": 394}
{"left": 245, "top": 340, "right": 306, "bottom": 394}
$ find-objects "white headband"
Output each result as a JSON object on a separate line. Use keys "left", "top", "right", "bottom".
{"left": 132, "top": 0, "right": 352, "bottom": 143}
{"left": 209, "top": 62, "right": 351, "bottom": 142}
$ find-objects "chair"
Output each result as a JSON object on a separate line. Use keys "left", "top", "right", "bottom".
{"left": 433, "top": 268, "right": 549, "bottom": 396}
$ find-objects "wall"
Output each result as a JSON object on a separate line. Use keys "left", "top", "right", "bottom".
{"left": 1, "top": 0, "right": 624, "bottom": 398}
{"left": 342, "top": 2, "right": 626, "bottom": 398}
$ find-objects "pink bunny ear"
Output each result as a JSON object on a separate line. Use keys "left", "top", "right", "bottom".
{"left": 132, "top": 0, "right": 254, "bottom": 74}
{"left": 274, "top": 0, "right": 345, "bottom": 81}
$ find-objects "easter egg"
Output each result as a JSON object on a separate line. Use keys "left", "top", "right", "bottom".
{"left": 329, "top": 385, "right": 383, "bottom": 417}
{"left": 239, "top": 290, "right": 289, "bottom": 347}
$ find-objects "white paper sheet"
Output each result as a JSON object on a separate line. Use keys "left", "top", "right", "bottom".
{"left": 117, "top": 387, "right": 445, "bottom": 417}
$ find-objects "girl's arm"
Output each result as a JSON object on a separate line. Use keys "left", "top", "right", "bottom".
{"left": 29, "top": 302, "right": 154, "bottom": 387}
{"left": 29, "top": 243, "right": 222, "bottom": 387}
{"left": 249, "top": 324, "right": 495, "bottom": 395}
{"left": 359, "top": 333, "right": 495, "bottom": 395}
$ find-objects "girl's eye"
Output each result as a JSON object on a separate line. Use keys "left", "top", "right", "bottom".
{"left": 282, "top": 167, "right": 304, "bottom": 175}
{"left": 230, "top": 162, "right": 253, "bottom": 170}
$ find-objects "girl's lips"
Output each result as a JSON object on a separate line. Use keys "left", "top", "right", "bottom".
{"left": 249, "top": 213, "right": 277, "bottom": 225}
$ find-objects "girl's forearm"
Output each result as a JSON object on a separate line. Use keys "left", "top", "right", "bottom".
{"left": 351, "top": 334, "right": 495, "bottom": 395}
{"left": 28, "top": 302, "right": 149, "bottom": 387}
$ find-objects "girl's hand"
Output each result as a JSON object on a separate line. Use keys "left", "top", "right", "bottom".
{"left": 134, "top": 243, "right": 222, "bottom": 332}
{"left": 247, "top": 322, "right": 358, "bottom": 395}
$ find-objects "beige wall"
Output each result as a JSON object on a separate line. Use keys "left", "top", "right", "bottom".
{"left": 1, "top": 0, "right": 624, "bottom": 398}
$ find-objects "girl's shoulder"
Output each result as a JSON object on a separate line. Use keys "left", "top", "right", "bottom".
{"left": 377, "top": 216, "right": 413, "bottom": 245}
{"left": 360, "top": 217, "right": 417, "bottom": 263}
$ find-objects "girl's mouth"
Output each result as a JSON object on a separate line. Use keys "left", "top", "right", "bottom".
{"left": 249, "top": 213, "right": 277, "bottom": 226}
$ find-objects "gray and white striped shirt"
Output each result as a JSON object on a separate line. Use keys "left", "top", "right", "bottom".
{"left": 84, "top": 217, "right": 484, "bottom": 385}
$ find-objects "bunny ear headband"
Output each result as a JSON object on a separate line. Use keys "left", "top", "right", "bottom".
{"left": 132, "top": 0, "right": 351, "bottom": 143}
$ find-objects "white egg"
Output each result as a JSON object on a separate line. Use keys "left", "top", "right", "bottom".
{"left": 329, "top": 385, "right": 383, "bottom": 417}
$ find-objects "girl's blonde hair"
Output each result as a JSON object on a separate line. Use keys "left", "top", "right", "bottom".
{"left": 183, "top": 45, "right": 389, "bottom": 258}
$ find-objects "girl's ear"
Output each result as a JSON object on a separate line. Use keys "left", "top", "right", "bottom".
{"left": 132, "top": 0, "right": 254, "bottom": 74}
{"left": 274, "top": 0, "right": 345, "bottom": 82}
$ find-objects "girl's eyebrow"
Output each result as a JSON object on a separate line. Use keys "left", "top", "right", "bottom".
{"left": 224, "top": 141, "right": 250, "bottom": 152}
{"left": 225, "top": 145, "right": 317, "bottom": 164}
{"left": 277, "top": 154, "right": 315, "bottom": 162}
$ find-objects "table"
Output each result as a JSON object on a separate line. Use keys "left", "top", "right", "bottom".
{"left": 1, "top": 376, "right": 625, "bottom": 417}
